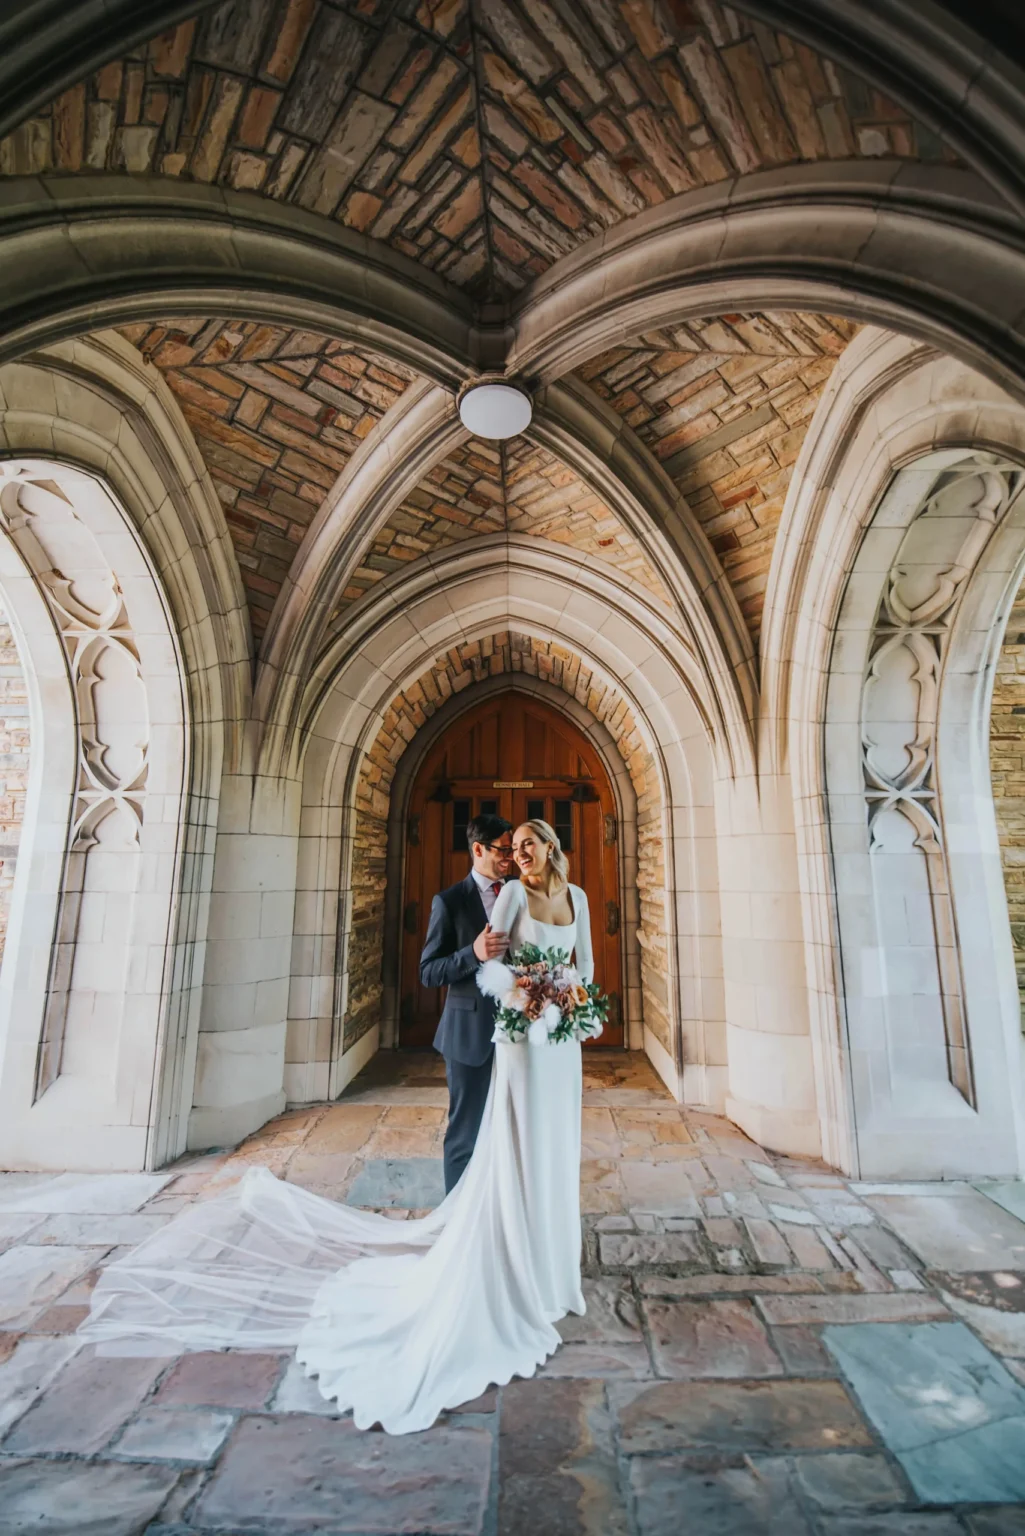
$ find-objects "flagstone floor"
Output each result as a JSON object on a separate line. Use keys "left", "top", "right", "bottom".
{"left": 1, "top": 1050, "right": 1025, "bottom": 1534}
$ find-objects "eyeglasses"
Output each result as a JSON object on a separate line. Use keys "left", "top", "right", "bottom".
{"left": 482, "top": 842, "right": 513, "bottom": 854}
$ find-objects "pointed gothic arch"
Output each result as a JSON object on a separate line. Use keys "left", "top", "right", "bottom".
{"left": 0, "top": 335, "right": 248, "bottom": 1169}
{"left": 767, "top": 333, "right": 1025, "bottom": 1174}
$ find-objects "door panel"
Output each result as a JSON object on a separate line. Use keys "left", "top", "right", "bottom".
{"left": 399, "top": 693, "right": 624, "bottom": 1047}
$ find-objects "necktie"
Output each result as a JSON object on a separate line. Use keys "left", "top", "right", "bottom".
{"left": 491, "top": 882, "right": 502, "bottom": 897}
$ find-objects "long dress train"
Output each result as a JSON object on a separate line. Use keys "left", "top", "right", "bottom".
{"left": 78, "top": 882, "right": 594, "bottom": 1435}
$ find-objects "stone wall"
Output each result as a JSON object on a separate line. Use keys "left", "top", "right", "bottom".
{"left": 504, "top": 440, "right": 671, "bottom": 606}
{"left": 346, "top": 631, "right": 672, "bottom": 1056}
{"left": 0, "top": 603, "right": 28, "bottom": 964}
{"left": 991, "top": 570, "right": 1025, "bottom": 1024}
{"left": 334, "top": 437, "right": 506, "bottom": 622}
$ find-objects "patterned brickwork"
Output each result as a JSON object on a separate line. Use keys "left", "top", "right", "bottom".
{"left": 338, "top": 436, "right": 506, "bottom": 610}
{"left": 346, "top": 632, "right": 672, "bottom": 1056}
{"left": 991, "top": 573, "right": 1025, "bottom": 1026}
{"left": 0, "top": 605, "right": 29, "bottom": 964}
{"left": 2, "top": 0, "right": 954, "bottom": 299}
{"left": 504, "top": 439, "right": 670, "bottom": 603}
{"left": 118, "top": 317, "right": 418, "bottom": 635}
{"left": 119, "top": 315, "right": 672, "bottom": 641}
{"left": 578, "top": 310, "right": 860, "bottom": 636}
{"left": 332, "top": 435, "right": 671, "bottom": 619}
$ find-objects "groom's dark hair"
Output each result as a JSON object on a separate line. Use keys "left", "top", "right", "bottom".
{"left": 467, "top": 812, "right": 513, "bottom": 853}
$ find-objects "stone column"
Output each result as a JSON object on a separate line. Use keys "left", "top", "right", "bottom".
{"left": 718, "top": 772, "right": 820, "bottom": 1157}
{"left": 187, "top": 772, "right": 300, "bottom": 1150}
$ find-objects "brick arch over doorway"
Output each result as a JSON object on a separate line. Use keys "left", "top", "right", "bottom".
{"left": 341, "top": 631, "right": 673, "bottom": 1074}
{"left": 398, "top": 691, "right": 625, "bottom": 1049}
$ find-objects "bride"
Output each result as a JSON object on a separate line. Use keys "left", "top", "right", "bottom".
{"left": 79, "top": 818, "right": 595, "bottom": 1435}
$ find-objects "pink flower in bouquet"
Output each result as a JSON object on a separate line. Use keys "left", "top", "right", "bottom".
{"left": 479, "top": 942, "right": 608, "bottom": 1045}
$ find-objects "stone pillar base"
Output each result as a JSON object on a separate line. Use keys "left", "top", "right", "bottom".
{"left": 187, "top": 1089, "right": 286, "bottom": 1153}
{"left": 725, "top": 1094, "right": 822, "bottom": 1160}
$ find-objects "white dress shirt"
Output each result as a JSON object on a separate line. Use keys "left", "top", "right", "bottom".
{"left": 472, "top": 867, "right": 504, "bottom": 922}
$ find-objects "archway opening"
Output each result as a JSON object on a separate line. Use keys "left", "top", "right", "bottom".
{"left": 399, "top": 691, "right": 624, "bottom": 1050}
{"left": 822, "top": 448, "right": 1025, "bottom": 1176}
{"left": 0, "top": 460, "right": 193, "bottom": 1171}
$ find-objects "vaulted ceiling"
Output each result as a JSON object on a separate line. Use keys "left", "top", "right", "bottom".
{"left": 0, "top": 1, "right": 954, "bottom": 673}
{"left": 122, "top": 305, "right": 855, "bottom": 646}
{"left": 334, "top": 432, "right": 674, "bottom": 623}
{"left": 120, "top": 315, "right": 676, "bottom": 636}
{"left": 1, "top": 0, "right": 952, "bottom": 300}
{"left": 575, "top": 309, "right": 859, "bottom": 633}
{"left": 119, "top": 317, "right": 420, "bottom": 630}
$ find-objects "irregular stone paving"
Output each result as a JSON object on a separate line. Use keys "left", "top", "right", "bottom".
{"left": 1, "top": 1050, "right": 1024, "bottom": 1534}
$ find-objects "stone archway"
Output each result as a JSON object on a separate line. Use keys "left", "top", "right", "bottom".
{"left": 287, "top": 582, "right": 728, "bottom": 1117}
{"left": 763, "top": 332, "right": 1025, "bottom": 1172}
{"left": 0, "top": 332, "right": 249, "bottom": 1168}
{"left": 342, "top": 631, "right": 674, "bottom": 1092}
{"left": 822, "top": 448, "right": 1025, "bottom": 1178}
{"left": 0, "top": 461, "right": 190, "bottom": 1171}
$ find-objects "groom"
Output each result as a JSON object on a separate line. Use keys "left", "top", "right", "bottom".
{"left": 420, "top": 813, "right": 514, "bottom": 1192}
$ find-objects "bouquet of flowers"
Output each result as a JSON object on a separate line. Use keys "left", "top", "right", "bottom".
{"left": 476, "top": 944, "right": 608, "bottom": 1045}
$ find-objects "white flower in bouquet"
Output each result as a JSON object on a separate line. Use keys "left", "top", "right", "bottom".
{"left": 527, "top": 1002, "right": 563, "bottom": 1046}
{"left": 541, "top": 1003, "right": 562, "bottom": 1034}
{"left": 486, "top": 943, "right": 610, "bottom": 1045}
{"left": 476, "top": 959, "right": 515, "bottom": 1000}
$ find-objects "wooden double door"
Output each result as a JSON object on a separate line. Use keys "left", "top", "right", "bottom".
{"left": 400, "top": 692, "right": 623, "bottom": 1047}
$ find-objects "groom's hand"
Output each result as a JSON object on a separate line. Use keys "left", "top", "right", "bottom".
{"left": 473, "top": 923, "right": 508, "bottom": 961}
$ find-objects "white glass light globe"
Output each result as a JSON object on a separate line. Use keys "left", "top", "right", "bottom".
{"left": 458, "top": 382, "right": 532, "bottom": 439}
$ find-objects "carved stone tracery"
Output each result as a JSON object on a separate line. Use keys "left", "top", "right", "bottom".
{"left": 0, "top": 464, "right": 150, "bottom": 1093}
{"left": 860, "top": 457, "right": 1024, "bottom": 1103}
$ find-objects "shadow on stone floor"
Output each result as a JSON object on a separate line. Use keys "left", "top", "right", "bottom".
{"left": 0, "top": 1050, "right": 1024, "bottom": 1533}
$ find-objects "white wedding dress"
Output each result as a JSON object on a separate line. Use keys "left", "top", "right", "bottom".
{"left": 79, "top": 881, "right": 593, "bottom": 1434}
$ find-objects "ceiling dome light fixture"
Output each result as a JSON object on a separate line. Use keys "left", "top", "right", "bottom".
{"left": 458, "top": 380, "right": 532, "bottom": 440}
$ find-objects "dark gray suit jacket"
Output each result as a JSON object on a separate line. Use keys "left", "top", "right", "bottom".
{"left": 420, "top": 872, "right": 498, "bottom": 1067}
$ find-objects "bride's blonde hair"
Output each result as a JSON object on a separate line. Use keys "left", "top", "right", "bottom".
{"left": 519, "top": 818, "right": 569, "bottom": 889}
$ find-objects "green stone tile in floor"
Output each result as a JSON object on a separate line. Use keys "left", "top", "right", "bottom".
{"left": 823, "top": 1320, "right": 1025, "bottom": 1504}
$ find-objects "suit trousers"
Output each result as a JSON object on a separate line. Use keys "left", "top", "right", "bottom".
{"left": 443, "top": 1053, "right": 494, "bottom": 1193}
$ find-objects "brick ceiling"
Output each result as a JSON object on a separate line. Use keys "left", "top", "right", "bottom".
{"left": 119, "top": 317, "right": 419, "bottom": 632}
{"left": 44, "top": 5, "right": 878, "bottom": 650}
{"left": 576, "top": 309, "right": 860, "bottom": 635}
{"left": 3, "top": 0, "right": 953, "bottom": 301}
{"left": 120, "top": 317, "right": 673, "bottom": 644}
{"left": 121, "top": 307, "right": 860, "bottom": 646}
{"left": 335, "top": 432, "right": 673, "bottom": 622}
